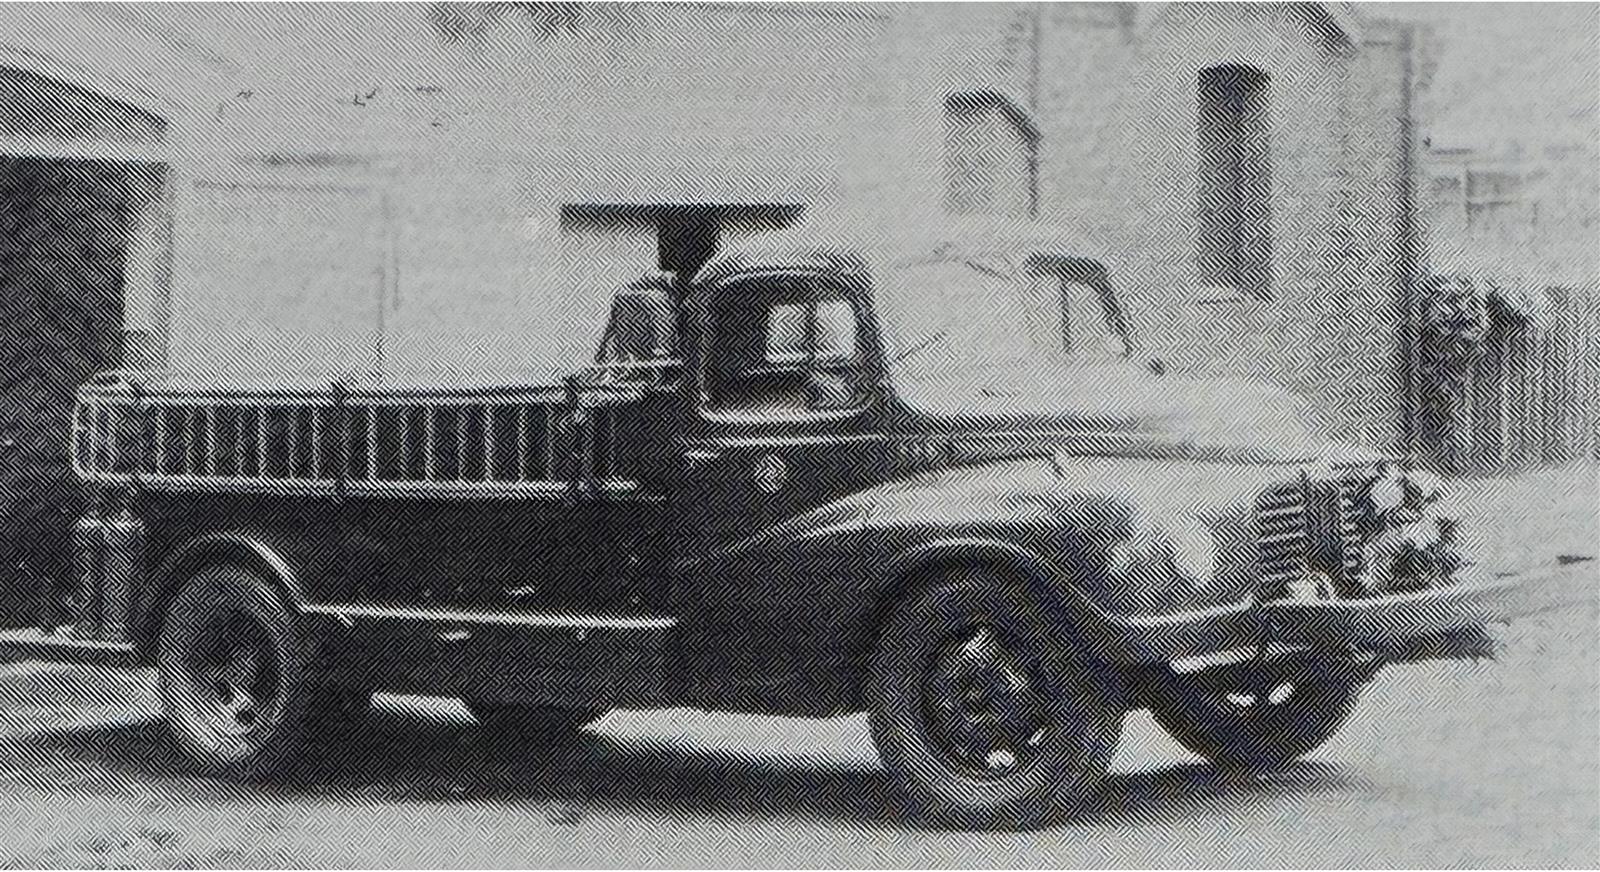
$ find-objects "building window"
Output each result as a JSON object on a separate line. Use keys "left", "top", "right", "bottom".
{"left": 1196, "top": 64, "right": 1272, "bottom": 299}
{"left": 944, "top": 91, "right": 1039, "bottom": 218}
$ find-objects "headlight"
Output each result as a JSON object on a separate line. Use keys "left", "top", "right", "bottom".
{"left": 1366, "top": 462, "right": 1445, "bottom": 517}
{"left": 1167, "top": 516, "right": 1218, "bottom": 586}
{"left": 1108, "top": 510, "right": 1216, "bottom": 588}
{"left": 1369, "top": 466, "right": 1407, "bottom": 513}
{"left": 1410, "top": 468, "right": 1443, "bottom": 502}
{"left": 1356, "top": 469, "right": 1476, "bottom": 593}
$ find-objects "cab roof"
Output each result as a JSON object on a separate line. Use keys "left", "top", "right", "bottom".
{"left": 694, "top": 212, "right": 1114, "bottom": 286}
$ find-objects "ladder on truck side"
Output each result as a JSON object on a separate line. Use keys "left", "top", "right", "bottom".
{"left": 1, "top": 365, "right": 678, "bottom": 672}
{"left": 69, "top": 370, "right": 665, "bottom": 500}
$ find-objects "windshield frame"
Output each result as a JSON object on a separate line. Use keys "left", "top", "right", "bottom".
{"left": 874, "top": 250, "right": 1136, "bottom": 387}
{"left": 1033, "top": 254, "right": 1135, "bottom": 360}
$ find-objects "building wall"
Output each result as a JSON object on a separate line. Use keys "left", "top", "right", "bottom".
{"left": 138, "top": 3, "right": 1419, "bottom": 449}
{"left": 1404, "top": 2, "right": 1598, "bottom": 286}
{"left": 1015, "top": 4, "right": 1410, "bottom": 447}
{"left": 156, "top": 5, "right": 900, "bottom": 381}
{"left": 7, "top": 2, "right": 1586, "bottom": 466}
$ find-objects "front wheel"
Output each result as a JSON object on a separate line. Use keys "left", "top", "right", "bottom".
{"left": 866, "top": 570, "right": 1123, "bottom": 830}
{"left": 1144, "top": 657, "right": 1371, "bottom": 772}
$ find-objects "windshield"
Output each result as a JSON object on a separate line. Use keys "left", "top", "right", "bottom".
{"left": 874, "top": 253, "right": 1130, "bottom": 388}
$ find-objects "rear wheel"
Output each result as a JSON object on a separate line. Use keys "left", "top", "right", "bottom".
{"left": 1145, "top": 657, "right": 1371, "bottom": 772}
{"left": 156, "top": 564, "right": 318, "bottom": 779}
{"left": 866, "top": 570, "right": 1122, "bottom": 830}
{"left": 463, "top": 700, "right": 604, "bottom": 738}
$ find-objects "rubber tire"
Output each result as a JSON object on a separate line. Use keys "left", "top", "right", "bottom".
{"left": 156, "top": 564, "right": 319, "bottom": 779}
{"left": 1145, "top": 662, "right": 1368, "bottom": 772}
{"left": 463, "top": 700, "right": 604, "bottom": 738}
{"left": 866, "top": 569, "right": 1122, "bottom": 830}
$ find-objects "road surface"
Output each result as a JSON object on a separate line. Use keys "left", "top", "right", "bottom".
{"left": 1, "top": 467, "right": 1596, "bottom": 868}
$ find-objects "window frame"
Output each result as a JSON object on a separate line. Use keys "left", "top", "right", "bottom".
{"left": 696, "top": 271, "right": 874, "bottom": 425}
{"left": 943, "top": 90, "right": 1041, "bottom": 219}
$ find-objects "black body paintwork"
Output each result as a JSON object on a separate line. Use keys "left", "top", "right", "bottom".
{"left": 107, "top": 255, "right": 1380, "bottom": 719}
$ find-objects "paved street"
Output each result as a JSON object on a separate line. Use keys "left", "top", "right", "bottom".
{"left": 2, "top": 466, "right": 1596, "bottom": 868}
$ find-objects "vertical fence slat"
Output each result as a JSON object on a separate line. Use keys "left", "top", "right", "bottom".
{"left": 1562, "top": 299, "right": 1581, "bottom": 461}
{"left": 1422, "top": 279, "right": 1600, "bottom": 476}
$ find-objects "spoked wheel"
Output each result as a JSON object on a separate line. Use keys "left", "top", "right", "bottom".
{"left": 867, "top": 571, "right": 1122, "bottom": 830}
{"left": 463, "top": 700, "right": 604, "bottom": 739}
{"left": 157, "top": 565, "right": 318, "bottom": 779}
{"left": 1145, "top": 655, "right": 1372, "bottom": 772}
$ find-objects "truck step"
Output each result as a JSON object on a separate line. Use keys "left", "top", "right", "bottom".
{"left": 0, "top": 627, "right": 137, "bottom": 668}
{"left": 305, "top": 603, "right": 679, "bottom": 708}
{"left": 302, "top": 603, "right": 676, "bottom": 631}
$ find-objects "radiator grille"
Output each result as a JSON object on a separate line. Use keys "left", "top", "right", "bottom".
{"left": 1255, "top": 479, "right": 1308, "bottom": 599}
{"left": 1337, "top": 475, "right": 1364, "bottom": 583}
{"left": 1255, "top": 464, "right": 1375, "bottom": 600}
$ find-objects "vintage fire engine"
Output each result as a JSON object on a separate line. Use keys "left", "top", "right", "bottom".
{"left": 1, "top": 214, "right": 1587, "bottom": 828}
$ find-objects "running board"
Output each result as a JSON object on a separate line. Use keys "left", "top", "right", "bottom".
{"left": 0, "top": 627, "right": 138, "bottom": 668}
{"left": 305, "top": 603, "right": 679, "bottom": 708}
{"left": 303, "top": 603, "right": 676, "bottom": 632}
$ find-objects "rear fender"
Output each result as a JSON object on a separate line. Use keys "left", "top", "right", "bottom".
{"left": 134, "top": 530, "right": 310, "bottom": 662}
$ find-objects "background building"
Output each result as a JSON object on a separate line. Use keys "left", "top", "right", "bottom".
{"left": 0, "top": 5, "right": 1594, "bottom": 599}
{"left": 46, "top": 3, "right": 1425, "bottom": 441}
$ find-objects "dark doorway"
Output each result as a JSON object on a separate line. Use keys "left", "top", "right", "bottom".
{"left": 0, "top": 157, "right": 142, "bottom": 627}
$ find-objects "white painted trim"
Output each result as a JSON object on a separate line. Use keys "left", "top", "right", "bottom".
{"left": 75, "top": 472, "right": 647, "bottom": 501}
{"left": 684, "top": 432, "right": 886, "bottom": 450}
{"left": 303, "top": 603, "right": 677, "bottom": 632}
{"left": 1170, "top": 646, "right": 1257, "bottom": 674}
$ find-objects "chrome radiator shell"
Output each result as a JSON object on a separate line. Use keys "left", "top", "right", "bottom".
{"left": 1254, "top": 463, "right": 1376, "bottom": 599}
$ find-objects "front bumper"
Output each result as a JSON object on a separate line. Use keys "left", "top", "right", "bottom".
{"left": 1262, "top": 561, "right": 1594, "bottom": 652}
{"left": 1105, "top": 558, "right": 1595, "bottom": 664}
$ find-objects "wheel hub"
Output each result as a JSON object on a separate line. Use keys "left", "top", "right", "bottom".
{"left": 188, "top": 611, "right": 277, "bottom": 737}
{"left": 209, "top": 648, "right": 263, "bottom": 733}
{"left": 1205, "top": 661, "right": 1303, "bottom": 714}
{"left": 923, "top": 625, "right": 1050, "bottom": 777}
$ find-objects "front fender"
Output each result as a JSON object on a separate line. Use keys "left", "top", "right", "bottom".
{"left": 681, "top": 458, "right": 1220, "bottom": 712}
{"left": 867, "top": 533, "right": 1136, "bottom": 661}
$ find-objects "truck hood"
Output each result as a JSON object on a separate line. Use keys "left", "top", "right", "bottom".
{"left": 895, "top": 362, "right": 1363, "bottom": 466}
